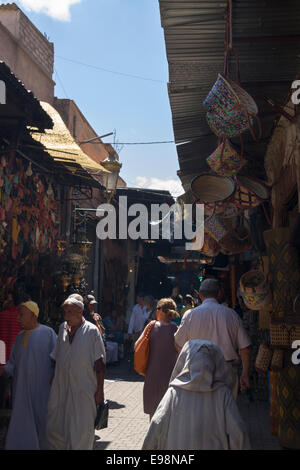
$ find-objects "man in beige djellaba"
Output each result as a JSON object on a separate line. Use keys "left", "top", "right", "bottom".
{"left": 46, "top": 296, "right": 106, "bottom": 450}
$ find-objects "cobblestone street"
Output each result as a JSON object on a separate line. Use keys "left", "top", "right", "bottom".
{"left": 94, "top": 358, "right": 282, "bottom": 451}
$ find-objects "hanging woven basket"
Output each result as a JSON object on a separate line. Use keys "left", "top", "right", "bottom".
{"left": 234, "top": 176, "right": 269, "bottom": 209}
{"left": 203, "top": 49, "right": 260, "bottom": 140}
{"left": 206, "top": 139, "right": 246, "bottom": 178}
{"left": 239, "top": 270, "right": 272, "bottom": 310}
{"left": 255, "top": 343, "right": 273, "bottom": 375}
{"left": 191, "top": 174, "right": 236, "bottom": 204}
{"left": 200, "top": 233, "right": 220, "bottom": 257}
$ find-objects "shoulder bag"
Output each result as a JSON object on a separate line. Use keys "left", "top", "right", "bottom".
{"left": 134, "top": 321, "right": 156, "bottom": 376}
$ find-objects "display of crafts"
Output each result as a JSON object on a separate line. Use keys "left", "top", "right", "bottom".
{"left": 191, "top": 47, "right": 269, "bottom": 258}
{"left": 0, "top": 151, "right": 60, "bottom": 277}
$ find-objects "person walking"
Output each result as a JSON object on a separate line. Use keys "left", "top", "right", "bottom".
{"left": 135, "top": 298, "right": 178, "bottom": 421}
{"left": 180, "top": 294, "right": 195, "bottom": 317}
{"left": 143, "top": 295, "right": 157, "bottom": 322}
{"left": 128, "top": 294, "right": 148, "bottom": 348}
{"left": 174, "top": 279, "right": 251, "bottom": 399}
{"left": 46, "top": 295, "right": 106, "bottom": 450}
{"left": 0, "top": 301, "right": 57, "bottom": 450}
{"left": 142, "top": 340, "right": 251, "bottom": 450}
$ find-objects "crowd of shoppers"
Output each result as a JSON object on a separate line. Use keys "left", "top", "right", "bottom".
{"left": 0, "top": 278, "right": 252, "bottom": 450}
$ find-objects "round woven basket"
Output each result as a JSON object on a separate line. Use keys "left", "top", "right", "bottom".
{"left": 191, "top": 174, "right": 235, "bottom": 204}
{"left": 240, "top": 270, "right": 272, "bottom": 310}
{"left": 240, "top": 270, "right": 268, "bottom": 294}
{"left": 237, "top": 176, "right": 269, "bottom": 201}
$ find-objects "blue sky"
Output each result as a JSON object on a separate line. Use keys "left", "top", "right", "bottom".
{"left": 7, "top": 0, "right": 183, "bottom": 196}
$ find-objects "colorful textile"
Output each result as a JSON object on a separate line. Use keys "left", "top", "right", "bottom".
{"left": 0, "top": 307, "right": 22, "bottom": 362}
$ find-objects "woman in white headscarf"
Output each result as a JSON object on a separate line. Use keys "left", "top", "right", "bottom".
{"left": 142, "top": 340, "right": 251, "bottom": 450}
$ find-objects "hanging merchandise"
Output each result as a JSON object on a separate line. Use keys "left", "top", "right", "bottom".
{"left": 191, "top": 173, "right": 237, "bottom": 217}
{"left": 255, "top": 343, "right": 273, "bottom": 375}
{"left": 199, "top": 233, "right": 220, "bottom": 257}
{"left": 270, "top": 306, "right": 300, "bottom": 349}
{"left": 270, "top": 349, "right": 284, "bottom": 372}
{"left": 204, "top": 213, "right": 228, "bottom": 243}
{"left": 249, "top": 205, "right": 271, "bottom": 253}
{"left": 219, "top": 219, "right": 253, "bottom": 255}
{"left": 203, "top": 48, "right": 261, "bottom": 140}
{"left": 204, "top": 212, "right": 252, "bottom": 255}
{"left": 233, "top": 176, "right": 269, "bottom": 210}
{"left": 206, "top": 138, "right": 246, "bottom": 177}
{"left": 239, "top": 270, "right": 272, "bottom": 311}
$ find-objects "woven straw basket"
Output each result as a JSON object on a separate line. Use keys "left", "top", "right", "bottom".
{"left": 270, "top": 316, "right": 300, "bottom": 349}
{"left": 191, "top": 174, "right": 235, "bottom": 204}
{"left": 206, "top": 139, "right": 246, "bottom": 178}
{"left": 234, "top": 176, "right": 269, "bottom": 209}
{"left": 204, "top": 73, "right": 259, "bottom": 138}
{"left": 255, "top": 344, "right": 273, "bottom": 375}
{"left": 239, "top": 270, "right": 272, "bottom": 310}
{"left": 270, "top": 349, "right": 284, "bottom": 372}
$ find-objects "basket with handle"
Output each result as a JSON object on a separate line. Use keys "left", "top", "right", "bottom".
{"left": 200, "top": 232, "right": 220, "bottom": 257}
{"left": 255, "top": 343, "right": 273, "bottom": 375}
{"left": 239, "top": 269, "right": 272, "bottom": 310}
{"left": 270, "top": 294, "right": 300, "bottom": 348}
{"left": 219, "top": 220, "right": 253, "bottom": 255}
{"left": 270, "top": 317, "right": 300, "bottom": 348}
{"left": 204, "top": 48, "right": 261, "bottom": 140}
{"left": 233, "top": 176, "right": 269, "bottom": 210}
{"left": 206, "top": 137, "right": 246, "bottom": 178}
{"left": 191, "top": 173, "right": 237, "bottom": 218}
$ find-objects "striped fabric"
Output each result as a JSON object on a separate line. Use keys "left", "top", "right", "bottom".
{"left": 0, "top": 307, "right": 22, "bottom": 363}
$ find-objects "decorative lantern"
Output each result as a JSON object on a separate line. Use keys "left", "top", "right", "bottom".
{"left": 101, "top": 152, "right": 122, "bottom": 201}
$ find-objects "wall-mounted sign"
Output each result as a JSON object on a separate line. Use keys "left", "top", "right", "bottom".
{"left": 0, "top": 80, "right": 6, "bottom": 104}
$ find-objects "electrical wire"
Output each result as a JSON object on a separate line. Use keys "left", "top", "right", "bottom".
{"left": 87, "top": 140, "right": 175, "bottom": 145}
{"left": 56, "top": 55, "right": 166, "bottom": 84}
{"left": 54, "top": 67, "right": 70, "bottom": 99}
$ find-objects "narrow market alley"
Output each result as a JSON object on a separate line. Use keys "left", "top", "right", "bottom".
{"left": 94, "top": 358, "right": 281, "bottom": 451}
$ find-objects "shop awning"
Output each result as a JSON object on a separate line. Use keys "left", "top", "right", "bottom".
{"left": 28, "top": 102, "right": 109, "bottom": 180}
{"left": 0, "top": 61, "right": 53, "bottom": 131}
{"left": 158, "top": 0, "right": 300, "bottom": 190}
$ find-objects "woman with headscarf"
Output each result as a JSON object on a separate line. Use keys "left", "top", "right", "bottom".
{"left": 142, "top": 340, "right": 251, "bottom": 450}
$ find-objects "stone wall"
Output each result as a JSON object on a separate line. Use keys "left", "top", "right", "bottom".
{"left": 0, "top": 4, "right": 54, "bottom": 102}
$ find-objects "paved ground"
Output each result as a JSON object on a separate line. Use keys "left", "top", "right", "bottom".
{"left": 94, "top": 357, "right": 282, "bottom": 450}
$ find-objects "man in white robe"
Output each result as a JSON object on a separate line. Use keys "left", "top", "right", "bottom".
{"left": 0, "top": 301, "right": 57, "bottom": 450}
{"left": 142, "top": 340, "right": 251, "bottom": 450}
{"left": 46, "top": 296, "right": 106, "bottom": 450}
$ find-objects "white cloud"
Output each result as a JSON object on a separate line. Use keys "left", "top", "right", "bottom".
{"left": 17, "top": 0, "right": 82, "bottom": 21}
{"left": 135, "top": 176, "right": 184, "bottom": 198}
